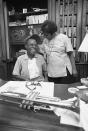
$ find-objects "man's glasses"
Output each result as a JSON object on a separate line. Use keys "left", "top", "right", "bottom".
{"left": 39, "top": 31, "right": 49, "bottom": 37}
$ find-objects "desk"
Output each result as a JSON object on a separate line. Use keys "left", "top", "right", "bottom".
{"left": 0, "top": 80, "right": 84, "bottom": 131}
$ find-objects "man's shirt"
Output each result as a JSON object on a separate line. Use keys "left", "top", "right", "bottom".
{"left": 12, "top": 53, "right": 46, "bottom": 80}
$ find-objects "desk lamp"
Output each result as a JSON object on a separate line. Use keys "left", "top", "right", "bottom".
{"left": 78, "top": 32, "right": 88, "bottom": 53}
{"left": 78, "top": 32, "right": 88, "bottom": 131}
{"left": 78, "top": 32, "right": 88, "bottom": 86}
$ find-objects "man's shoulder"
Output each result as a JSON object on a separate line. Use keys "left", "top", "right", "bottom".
{"left": 36, "top": 53, "right": 44, "bottom": 59}
{"left": 17, "top": 54, "right": 28, "bottom": 60}
{"left": 36, "top": 54, "right": 45, "bottom": 63}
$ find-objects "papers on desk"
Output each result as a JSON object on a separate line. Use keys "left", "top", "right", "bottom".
{"left": 0, "top": 81, "right": 62, "bottom": 110}
{"left": 80, "top": 100, "right": 88, "bottom": 131}
{"left": 52, "top": 97, "right": 82, "bottom": 127}
{"left": 0, "top": 81, "right": 30, "bottom": 95}
{"left": 36, "top": 81, "right": 54, "bottom": 97}
{"left": 0, "top": 81, "right": 54, "bottom": 97}
{"left": 56, "top": 108, "right": 81, "bottom": 127}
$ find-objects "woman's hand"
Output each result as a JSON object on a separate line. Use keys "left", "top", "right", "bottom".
{"left": 72, "top": 69, "right": 78, "bottom": 77}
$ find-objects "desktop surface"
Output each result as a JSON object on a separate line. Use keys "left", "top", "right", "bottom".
{"left": 0, "top": 80, "right": 84, "bottom": 131}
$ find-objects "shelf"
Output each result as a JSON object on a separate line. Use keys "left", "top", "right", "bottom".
{"left": 9, "top": 10, "right": 47, "bottom": 17}
{"left": 60, "top": 14, "right": 77, "bottom": 16}
{"left": 9, "top": 23, "right": 42, "bottom": 27}
{"left": 9, "top": 10, "right": 48, "bottom": 22}
{"left": 60, "top": 0, "right": 77, "bottom": 5}
{"left": 63, "top": 25, "right": 76, "bottom": 27}
{"left": 10, "top": 42, "right": 25, "bottom": 45}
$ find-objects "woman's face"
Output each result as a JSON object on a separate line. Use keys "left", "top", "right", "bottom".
{"left": 43, "top": 33, "right": 52, "bottom": 40}
{"left": 25, "top": 39, "right": 38, "bottom": 57}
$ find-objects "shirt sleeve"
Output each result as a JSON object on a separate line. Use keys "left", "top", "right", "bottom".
{"left": 12, "top": 57, "right": 22, "bottom": 76}
{"left": 64, "top": 35, "right": 73, "bottom": 52}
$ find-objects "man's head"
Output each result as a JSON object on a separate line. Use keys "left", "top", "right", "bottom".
{"left": 25, "top": 35, "right": 39, "bottom": 58}
{"left": 41, "top": 20, "right": 57, "bottom": 40}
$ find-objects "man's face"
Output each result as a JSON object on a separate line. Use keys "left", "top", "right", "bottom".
{"left": 25, "top": 39, "right": 38, "bottom": 57}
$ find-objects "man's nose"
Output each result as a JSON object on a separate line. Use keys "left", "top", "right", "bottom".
{"left": 29, "top": 44, "right": 35, "bottom": 47}
{"left": 32, "top": 44, "right": 36, "bottom": 47}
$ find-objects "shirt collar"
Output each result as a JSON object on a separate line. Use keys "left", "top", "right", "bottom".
{"left": 24, "top": 53, "right": 38, "bottom": 60}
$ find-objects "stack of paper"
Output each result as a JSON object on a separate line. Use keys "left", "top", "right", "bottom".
{"left": 80, "top": 100, "right": 88, "bottom": 131}
{"left": 53, "top": 97, "right": 81, "bottom": 127}
{"left": 0, "top": 81, "right": 54, "bottom": 97}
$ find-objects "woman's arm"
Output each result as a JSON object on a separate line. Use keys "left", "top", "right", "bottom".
{"left": 42, "top": 62, "right": 48, "bottom": 82}
{"left": 67, "top": 52, "right": 78, "bottom": 77}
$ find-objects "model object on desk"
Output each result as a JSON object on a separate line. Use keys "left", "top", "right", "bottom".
{"left": 0, "top": 81, "right": 78, "bottom": 112}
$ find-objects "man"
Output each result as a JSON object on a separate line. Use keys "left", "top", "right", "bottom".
{"left": 12, "top": 35, "right": 47, "bottom": 81}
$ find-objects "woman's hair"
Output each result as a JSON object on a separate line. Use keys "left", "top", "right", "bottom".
{"left": 41, "top": 20, "right": 57, "bottom": 35}
{"left": 25, "top": 34, "right": 41, "bottom": 45}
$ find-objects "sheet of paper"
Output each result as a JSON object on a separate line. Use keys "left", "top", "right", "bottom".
{"left": 39, "top": 82, "right": 54, "bottom": 97}
{"left": 60, "top": 109, "right": 81, "bottom": 127}
{"left": 0, "top": 81, "right": 30, "bottom": 95}
{"left": 80, "top": 100, "right": 88, "bottom": 131}
{"left": 0, "top": 81, "right": 54, "bottom": 97}
{"left": 54, "top": 107, "right": 81, "bottom": 127}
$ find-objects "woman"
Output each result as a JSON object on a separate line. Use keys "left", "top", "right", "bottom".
{"left": 41, "top": 20, "right": 78, "bottom": 84}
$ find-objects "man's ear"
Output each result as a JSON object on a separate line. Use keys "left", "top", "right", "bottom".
{"left": 25, "top": 44, "right": 27, "bottom": 49}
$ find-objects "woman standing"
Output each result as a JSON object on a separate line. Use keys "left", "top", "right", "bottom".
{"left": 41, "top": 20, "right": 78, "bottom": 84}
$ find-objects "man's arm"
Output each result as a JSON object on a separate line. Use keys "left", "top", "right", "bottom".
{"left": 12, "top": 58, "right": 28, "bottom": 81}
{"left": 12, "top": 75, "right": 28, "bottom": 81}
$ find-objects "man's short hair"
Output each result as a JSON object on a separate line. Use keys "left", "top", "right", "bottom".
{"left": 24, "top": 34, "right": 41, "bottom": 45}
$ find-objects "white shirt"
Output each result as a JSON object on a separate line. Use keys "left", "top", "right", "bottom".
{"left": 28, "top": 58, "right": 40, "bottom": 79}
{"left": 42, "top": 33, "right": 73, "bottom": 77}
{"left": 13, "top": 54, "right": 46, "bottom": 80}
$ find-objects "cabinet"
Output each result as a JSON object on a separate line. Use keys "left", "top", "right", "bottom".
{"left": 56, "top": 0, "right": 82, "bottom": 62}
{"left": 48, "top": 0, "right": 82, "bottom": 62}
{"left": 80, "top": 0, "right": 88, "bottom": 63}
{"left": 56, "top": 0, "right": 77, "bottom": 49}
{"left": 48, "top": 0, "right": 88, "bottom": 79}
{"left": 5, "top": 10, "right": 48, "bottom": 79}
{"left": 8, "top": 11, "right": 48, "bottom": 59}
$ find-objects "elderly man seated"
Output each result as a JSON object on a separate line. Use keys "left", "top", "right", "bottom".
{"left": 12, "top": 35, "right": 47, "bottom": 82}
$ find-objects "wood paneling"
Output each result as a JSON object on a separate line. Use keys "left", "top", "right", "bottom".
{"left": 0, "top": 0, "right": 8, "bottom": 80}
{"left": 48, "top": 0, "right": 56, "bottom": 22}
{"left": 0, "top": 61, "right": 7, "bottom": 80}
{"left": 76, "top": 0, "right": 83, "bottom": 62}
{"left": 0, "top": 0, "right": 7, "bottom": 60}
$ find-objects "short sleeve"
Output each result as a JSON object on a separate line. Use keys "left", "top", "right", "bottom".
{"left": 12, "top": 57, "right": 22, "bottom": 75}
{"left": 64, "top": 35, "right": 73, "bottom": 52}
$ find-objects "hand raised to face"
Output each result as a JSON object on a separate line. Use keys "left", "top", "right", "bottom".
{"left": 25, "top": 38, "right": 39, "bottom": 58}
